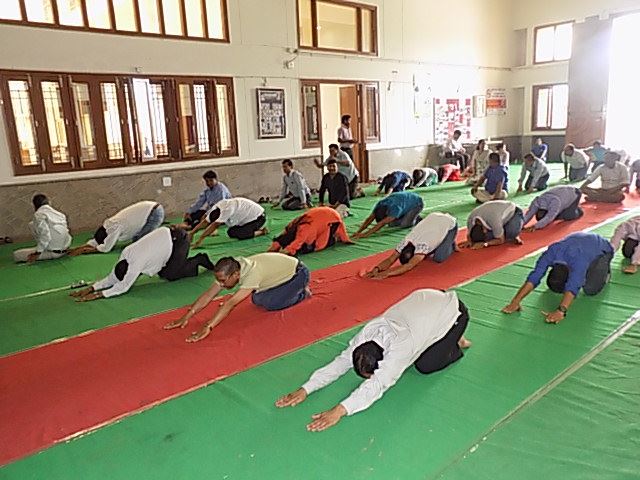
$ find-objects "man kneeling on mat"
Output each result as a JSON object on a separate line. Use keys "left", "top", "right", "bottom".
{"left": 375, "top": 170, "right": 412, "bottom": 196}
{"left": 502, "top": 232, "right": 613, "bottom": 324}
{"left": 275, "top": 289, "right": 471, "bottom": 431}
{"left": 164, "top": 253, "right": 311, "bottom": 342}
{"left": 364, "top": 212, "right": 458, "bottom": 279}
{"left": 459, "top": 200, "right": 524, "bottom": 250}
{"left": 71, "top": 226, "right": 214, "bottom": 302}
{"left": 522, "top": 186, "right": 583, "bottom": 233}
{"left": 190, "top": 197, "right": 268, "bottom": 248}
{"left": 268, "top": 206, "right": 353, "bottom": 256}
{"left": 610, "top": 215, "right": 640, "bottom": 274}
{"left": 353, "top": 192, "right": 424, "bottom": 239}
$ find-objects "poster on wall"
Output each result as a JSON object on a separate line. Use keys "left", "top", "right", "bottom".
{"left": 257, "top": 88, "right": 286, "bottom": 138}
{"left": 433, "top": 98, "right": 472, "bottom": 144}
{"left": 486, "top": 88, "right": 507, "bottom": 115}
{"left": 473, "top": 95, "right": 486, "bottom": 118}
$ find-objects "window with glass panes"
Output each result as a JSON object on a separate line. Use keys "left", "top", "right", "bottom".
{"left": 532, "top": 84, "right": 569, "bottom": 130}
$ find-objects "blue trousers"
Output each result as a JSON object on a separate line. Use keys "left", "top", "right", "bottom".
{"left": 504, "top": 207, "right": 524, "bottom": 240}
{"left": 132, "top": 204, "right": 165, "bottom": 242}
{"left": 431, "top": 225, "right": 458, "bottom": 263}
{"left": 252, "top": 263, "right": 310, "bottom": 311}
{"left": 390, "top": 200, "right": 425, "bottom": 228}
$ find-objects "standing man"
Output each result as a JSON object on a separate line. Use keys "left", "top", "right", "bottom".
{"left": 610, "top": 216, "right": 640, "bottom": 274}
{"left": 471, "top": 153, "right": 509, "bottom": 203}
{"left": 443, "top": 129, "right": 469, "bottom": 170}
{"left": 319, "top": 160, "right": 351, "bottom": 212}
{"left": 502, "top": 232, "right": 614, "bottom": 324}
{"left": 68, "top": 201, "right": 165, "bottom": 256}
{"left": 459, "top": 200, "right": 524, "bottom": 250}
{"left": 364, "top": 212, "right": 458, "bottom": 278}
{"left": 275, "top": 289, "right": 472, "bottom": 431}
{"left": 562, "top": 144, "right": 590, "bottom": 182}
{"left": 164, "top": 253, "right": 311, "bottom": 342}
{"left": 580, "top": 151, "right": 629, "bottom": 203}
{"left": 315, "top": 144, "right": 360, "bottom": 200}
{"left": 517, "top": 153, "right": 550, "bottom": 193}
{"left": 183, "top": 170, "right": 232, "bottom": 229}
{"left": 273, "top": 159, "right": 312, "bottom": 210}
{"left": 338, "top": 115, "right": 357, "bottom": 162}
{"left": 412, "top": 167, "right": 439, "bottom": 188}
{"left": 531, "top": 137, "right": 548, "bottom": 162}
{"left": 71, "top": 227, "right": 214, "bottom": 301}
{"left": 522, "top": 186, "right": 583, "bottom": 232}
{"left": 190, "top": 197, "right": 268, "bottom": 247}
{"left": 13, "top": 194, "right": 72, "bottom": 263}
{"left": 353, "top": 192, "right": 424, "bottom": 239}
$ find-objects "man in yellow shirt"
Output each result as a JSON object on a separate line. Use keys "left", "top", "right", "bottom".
{"left": 164, "top": 253, "right": 311, "bottom": 342}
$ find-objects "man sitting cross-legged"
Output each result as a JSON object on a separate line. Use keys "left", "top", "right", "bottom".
{"left": 580, "top": 151, "right": 629, "bottom": 203}
{"left": 470, "top": 153, "right": 509, "bottom": 203}
{"left": 275, "top": 289, "right": 471, "bottom": 432}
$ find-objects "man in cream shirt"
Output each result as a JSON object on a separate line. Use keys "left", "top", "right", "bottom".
{"left": 276, "top": 289, "right": 471, "bottom": 431}
{"left": 562, "top": 144, "right": 590, "bottom": 182}
{"left": 580, "top": 151, "right": 629, "bottom": 203}
{"left": 165, "top": 253, "right": 311, "bottom": 342}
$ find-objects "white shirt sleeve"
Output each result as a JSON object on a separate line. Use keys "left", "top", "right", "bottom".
{"left": 610, "top": 222, "right": 630, "bottom": 251}
{"left": 585, "top": 165, "right": 603, "bottom": 184}
{"left": 96, "top": 264, "right": 141, "bottom": 298}
{"left": 32, "top": 215, "right": 52, "bottom": 253}
{"left": 301, "top": 347, "right": 353, "bottom": 395}
{"left": 97, "top": 224, "right": 123, "bottom": 253}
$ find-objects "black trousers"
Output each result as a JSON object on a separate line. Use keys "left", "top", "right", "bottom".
{"left": 158, "top": 228, "right": 214, "bottom": 281}
{"left": 186, "top": 209, "right": 207, "bottom": 229}
{"left": 227, "top": 215, "right": 266, "bottom": 240}
{"left": 341, "top": 147, "right": 354, "bottom": 161}
{"left": 414, "top": 300, "right": 469, "bottom": 374}
{"left": 623, "top": 238, "right": 639, "bottom": 259}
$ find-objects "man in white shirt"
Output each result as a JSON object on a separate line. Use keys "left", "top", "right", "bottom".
{"left": 337, "top": 115, "right": 357, "bottom": 163}
{"left": 610, "top": 215, "right": 640, "bottom": 274}
{"left": 191, "top": 198, "right": 267, "bottom": 247}
{"left": 517, "top": 153, "right": 550, "bottom": 193}
{"left": 273, "top": 159, "right": 312, "bottom": 210}
{"left": 495, "top": 143, "right": 510, "bottom": 168}
{"left": 71, "top": 226, "right": 214, "bottom": 301}
{"left": 459, "top": 200, "right": 524, "bottom": 250}
{"left": 275, "top": 289, "right": 471, "bottom": 431}
{"left": 580, "top": 151, "right": 629, "bottom": 203}
{"left": 443, "top": 129, "right": 469, "bottom": 170}
{"left": 68, "top": 201, "right": 164, "bottom": 256}
{"left": 412, "top": 167, "right": 439, "bottom": 188}
{"left": 562, "top": 144, "right": 590, "bottom": 182}
{"left": 628, "top": 159, "right": 640, "bottom": 192}
{"left": 364, "top": 213, "right": 458, "bottom": 278}
{"left": 164, "top": 253, "right": 311, "bottom": 342}
{"left": 315, "top": 143, "right": 360, "bottom": 199}
{"left": 13, "top": 194, "right": 72, "bottom": 263}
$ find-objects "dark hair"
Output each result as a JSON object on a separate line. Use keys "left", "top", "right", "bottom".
{"left": 282, "top": 159, "right": 293, "bottom": 167}
{"left": 489, "top": 152, "right": 500, "bottom": 163}
{"left": 379, "top": 173, "right": 396, "bottom": 194}
{"left": 524, "top": 153, "right": 534, "bottom": 161}
{"left": 214, "top": 257, "right": 241, "bottom": 276}
{"left": 329, "top": 143, "right": 339, "bottom": 150}
{"left": 469, "top": 224, "right": 486, "bottom": 243}
{"left": 476, "top": 139, "right": 486, "bottom": 149}
{"left": 32, "top": 194, "right": 49, "bottom": 210}
{"left": 496, "top": 143, "right": 505, "bottom": 150}
{"left": 341, "top": 114, "right": 351, "bottom": 124}
{"left": 622, "top": 238, "right": 639, "bottom": 259}
{"left": 352, "top": 341, "right": 384, "bottom": 378}
{"left": 326, "top": 159, "right": 338, "bottom": 166}
{"left": 114, "top": 260, "right": 129, "bottom": 281}
{"left": 203, "top": 170, "right": 217, "bottom": 180}
{"left": 273, "top": 215, "right": 309, "bottom": 249}
{"left": 93, "top": 226, "right": 108, "bottom": 245}
{"left": 547, "top": 264, "right": 569, "bottom": 293}
{"left": 453, "top": 129, "right": 462, "bottom": 136}
{"left": 535, "top": 209, "right": 548, "bottom": 221}
{"left": 208, "top": 208, "right": 221, "bottom": 223}
{"left": 373, "top": 204, "right": 388, "bottom": 222}
{"left": 399, "top": 243, "right": 416, "bottom": 265}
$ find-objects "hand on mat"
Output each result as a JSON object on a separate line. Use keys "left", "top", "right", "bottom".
{"left": 523, "top": 226, "right": 536, "bottom": 233}
{"left": 27, "top": 252, "right": 40, "bottom": 264}
{"left": 457, "top": 240, "right": 471, "bottom": 249}
{"left": 70, "top": 287, "right": 93, "bottom": 298}
{"left": 513, "top": 236, "right": 524, "bottom": 245}
{"left": 542, "top": 310, "right": 564, "bottom": 324}
{"left": 75, "top": 291, "right": 103, "bottom": 302}
{"left": 275, "top": 388, "right": 307, "bottom": 408}
{"left": 164, "top": 317, "right": 188, "bottom": 330}
{"left": 187, "top": 325, "right": 212, "bottom": 343}
{"left": 501, "top": 302, "right": 521, "bottom": 314}
{"left": 470, "top": 242, "right": 485, "bottom": 250}
{"left": 307, "top": 404, "right": 347, "bottom": 432}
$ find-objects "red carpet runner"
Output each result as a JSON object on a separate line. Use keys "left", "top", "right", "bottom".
{"left": 0, "top": 199, "right": 638, "bottom": 465}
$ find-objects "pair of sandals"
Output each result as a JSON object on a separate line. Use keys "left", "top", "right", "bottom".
{"left": 0, "top": 236, "right": 13, "bottom": 245}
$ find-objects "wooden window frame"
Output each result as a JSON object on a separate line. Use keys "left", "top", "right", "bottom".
{"left": 0, "top": 0, "right": 230, "bottom": 43}
{"left": 300, "top": 80, "right": 322, "bottom": 149}
{"left": 361, "top": 82, "right": 379, "bottom": 142}
{"left": 531, "top": 83, "right": 568, "bottom": 131}
{"left": 296, "top": 0, "right": 378, "bottom": 56}
{"left": 533, "top": 20, "right": 574, "bottom": 65}
{"left": 0, "top": 69, "right": 238, "bottom": 176}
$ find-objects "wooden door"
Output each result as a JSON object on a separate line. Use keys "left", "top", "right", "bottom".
{"left": 339, "top": 85, "right": 363, "bottom": 174}
{"left": 565, "top": 17, "right": 613, "bottom": 147}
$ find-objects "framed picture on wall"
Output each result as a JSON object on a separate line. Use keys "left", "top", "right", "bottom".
{"left": 473, "top": 95, "right": 486, "bottom": 118}
{"left": 257, "top": 88, "right": 286, "bottom": 138}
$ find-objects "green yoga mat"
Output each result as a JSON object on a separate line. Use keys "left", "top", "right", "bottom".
{"left": 0, "top": 166, "right": 569, "bottom": 356}
{"left": 2, "top": 219, "right": 637, "bottom": 479}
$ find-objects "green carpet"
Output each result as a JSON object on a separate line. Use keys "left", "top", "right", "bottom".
{"left": 1, "top": 218, "right": 637, "bottom": 479}
{"left": 0, "top": 165, "right": 570, "bottom": 356}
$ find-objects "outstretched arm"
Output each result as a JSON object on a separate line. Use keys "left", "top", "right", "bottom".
{"left": 193, "top": 222, "right": 222, "bottom": 248}
{"left": 365, "top": 251, "right": 400, "bottom": 277}
{"left": 373, "top": 254, "right": 425, "bottom": 278}
{"left": 164, "top": 282, "right": 223, "bottom": 329}
{"left": 353, "top": 213, "right": 375, "bottom": 237}
{"left": 186, "top": 288, "right": 252, "bottom": 342}
{"left": 502, "top": 281, "right": 535, "bottom": 313}
{"left": 354, "top": 216, "right": 394, "bottom": 239}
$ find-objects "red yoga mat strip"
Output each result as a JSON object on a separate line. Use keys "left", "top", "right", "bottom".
{"left": 0, "top": 198, "right": 638, "bottom": 466}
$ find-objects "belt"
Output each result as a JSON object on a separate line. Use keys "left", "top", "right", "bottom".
{"left": 51, "top": 249, "right": 67, "bottom": 254}
{"left": 151, "top": 203, "right": 161, "bottom": 212}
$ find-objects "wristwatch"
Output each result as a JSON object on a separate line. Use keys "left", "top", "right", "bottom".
{"left": 558, "top": 305, "right": 568, "bottom": 316}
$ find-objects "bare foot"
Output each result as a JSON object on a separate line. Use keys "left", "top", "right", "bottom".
{"left": 458, "top": 337, "right": 472, "bottom": 349}
{"left": 255, "top": 227, "right": 269, "bottom": 237}
{"left": 513, "top": 236, "right": 524, "bottom": 245}
{"left": 304, "top": 287, "right": 313, "bottom": 299}
{"left": 623, "top": 264, "right": 637, "bottom": 274}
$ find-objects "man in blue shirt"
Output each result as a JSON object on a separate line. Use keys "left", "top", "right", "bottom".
{"left": 353, "top": 192, "right": 424, "bottom": 239}
{"left": 531, "top": 137, "right": 548, "bottom": 162}
{"left": 585, "top": 140, "right": 608, "bottom": 171}
{"left": 502, "top": 232, "right": 613, "bottom": 324}
{"left": 375, "top": 170, "right": 412, "bottom": 196}
{"left": 471, "top": 153, "right": 509, "bottom": 203}
{"left": 522, "top": 186, "right": 583, "bottom": 232}
{"left": 184, "top": 170, "right": 232, "bottom": 229}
